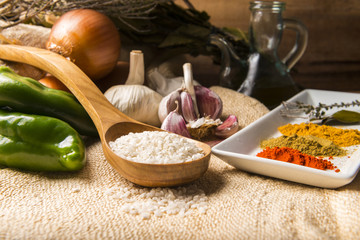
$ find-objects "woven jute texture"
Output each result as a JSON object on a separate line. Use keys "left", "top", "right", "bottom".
{"left": 0, "top": 86, "right": 359, "bottom": 240}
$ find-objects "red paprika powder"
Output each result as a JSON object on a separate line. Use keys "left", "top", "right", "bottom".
{"left": 256, "top": 147, "right": 336, "bottom": 170}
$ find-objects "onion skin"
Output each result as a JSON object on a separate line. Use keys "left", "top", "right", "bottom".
{"left": 39, "top": 74, "right": 71, "bottom": 93}
{"left": 46, "top": 9, "right": 121, "bottom": 81}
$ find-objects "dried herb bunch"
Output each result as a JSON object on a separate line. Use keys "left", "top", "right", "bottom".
{"left": 0, "top": 0, "right": 249, "bottom": 63}
{"left": 0, "top": 0, "right": 170, "bottom": 29}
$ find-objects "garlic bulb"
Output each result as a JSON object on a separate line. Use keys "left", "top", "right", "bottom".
{"left": 159, "top": 63, "right": 227, "bottom": 140}
{"left": 158, "top": 63, "right": 223, "bottom": 125}
{"left": 105, "top": 85, "right": 162, "bottom": 127}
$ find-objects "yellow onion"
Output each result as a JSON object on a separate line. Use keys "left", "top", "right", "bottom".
{"left": 46, "top": 9, "right": 121, "bottom": 81}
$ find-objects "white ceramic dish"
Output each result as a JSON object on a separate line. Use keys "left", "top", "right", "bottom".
{"left": 212, "top": 89, "right": 360, "bottom": 188}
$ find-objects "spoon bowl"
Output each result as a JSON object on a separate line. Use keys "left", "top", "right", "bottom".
{"left": 0, "top": 44, "right": 211, "bottom": 187}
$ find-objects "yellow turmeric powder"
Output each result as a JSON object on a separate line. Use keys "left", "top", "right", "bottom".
{"left": 278, "top": 123, "right": 360, "bottom": 147}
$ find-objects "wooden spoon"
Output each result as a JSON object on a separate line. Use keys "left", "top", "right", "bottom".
{"left": 0, "top": 44, "right": 211, "bottom": 187}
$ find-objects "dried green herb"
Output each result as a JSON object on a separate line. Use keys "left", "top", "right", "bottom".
{"left": 322, "top": 110, "right": 360, "bottom": 124}
{"left": 280, "top": 100, "right": 360, "bottom": 124}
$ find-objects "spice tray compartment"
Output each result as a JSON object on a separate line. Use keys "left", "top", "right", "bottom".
{"left": 212, "top": 89, "right": 360, "bottom": 188}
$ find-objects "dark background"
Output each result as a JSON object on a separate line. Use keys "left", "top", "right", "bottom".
{"left": 176, "top": 0, "right": 360, "bottom": 92}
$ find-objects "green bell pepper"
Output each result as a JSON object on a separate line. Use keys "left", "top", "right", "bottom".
{"left": 0, "top": 109, "right": 86, "bottom": 171}
{"left": 0, "top": 66, "right": 97, "bottom": 136}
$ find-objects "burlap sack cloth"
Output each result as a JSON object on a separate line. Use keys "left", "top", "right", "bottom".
{"left": 0, "top": 85, "right": 359, "bottom": 240}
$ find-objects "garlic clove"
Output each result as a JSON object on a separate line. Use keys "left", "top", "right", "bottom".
{"left": 195, "top": 85, "right": 223, "bottom": 120}
{"left": 180, "top": 91, "right": 197, "bottom": 122}
{"left": 161, "top": 104, "right": 192, "bottom": 138}
{"left": 158, "top": 89, "right": 181, "bottom": 123}
{"left": 215, "top": 114, "right": 239, "bottom": 138}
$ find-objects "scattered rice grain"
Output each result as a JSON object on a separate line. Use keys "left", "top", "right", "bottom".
{"left": 106, "top": 184, "right": 209, "bottom": 219}
{"left": 71, "top": 187, "right": 80, "bottom": 193}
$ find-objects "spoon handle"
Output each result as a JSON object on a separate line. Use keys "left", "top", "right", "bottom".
{"left": 0, "top": 44, "right": 133, "bottom": 134}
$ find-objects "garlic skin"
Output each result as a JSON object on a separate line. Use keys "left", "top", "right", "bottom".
{"left": 188, "top": 117, "right": 222, "bottom": 129}
{"left": 187, "top": 117, "right": 222, "bottom": 140}
{"left": 215, "top": 115, "right": 239, "bottom": 138}
{"left": 105, "top": 85, "right": 162, "bottom": 126}
{"left": 147, "top": 67, "right": 200, "bottom": 96}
